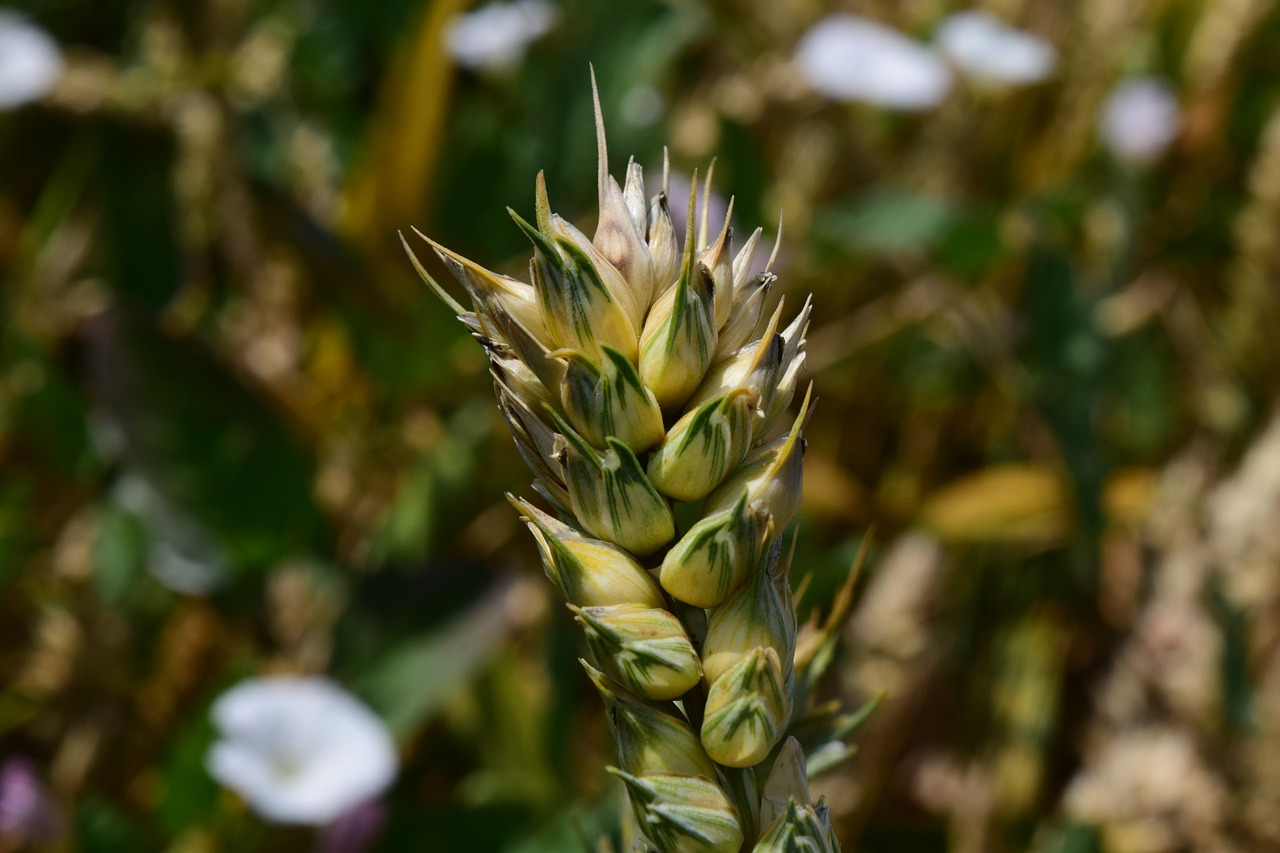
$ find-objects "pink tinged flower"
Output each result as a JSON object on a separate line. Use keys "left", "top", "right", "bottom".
{"left": 317, "top": 799, "right": 388, "bottom": 853}
{"left": 620, "top": 83, "right": 665, "bottom": 128}
{"left": 444, "top": 0, "right": 559, "bottom": 73}
{"left": 935, "top": 12, "right": 1057, "bottom": 85}
{"left": 0, "top": 757, "right": 64, "bottom": 845}
{"left": 1099, "top": 77, "right": 1182, "bottom": 165}
{"left": 0, "top": 12, "right": 62, "bottom": 109}
{"left": 794, "top": 14, "right": 952, "bottom": 110}
{"left": 206, "top": 677, "right": 398, "bottom": 825}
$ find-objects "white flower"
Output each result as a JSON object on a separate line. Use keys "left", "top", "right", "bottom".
{"left": 0, "top": 12, "right": 62, "bottom": 110}
{"left": 936, "top": 11, "right": 1056, "bottom": 85}
{"left": 207, "top": 677, "right": 397, "bottom": 825}
{"left": 1099, "top": 77, "right": 1181, "bottom": 165}
{"left": 620, "top": 83, "right": 665, "bottom": 128}
{"left": 794, "top": 14, "right": 951, "bottom": 110}
{"left": 444, "top": 0, "right": 558, "bottom": 72}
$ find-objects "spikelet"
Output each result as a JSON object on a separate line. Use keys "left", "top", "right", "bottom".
{"left": 550, "top": 411, "right": 675, "bottom": 556}
{"left": 639, "top": 180, "right": 719, "bottom": 412}
{"left": 509, "top": 496, "right": 663, "bottom": 608}
{"left": 571, "top": 603, "right": 702, "bottom": 701}
{"left": 583, "top": 661, "right": 718, "bottom": 780}
{"left": 660, "top": 493, "right": 770, "bottom": 609}
{"left": 404, "top": 71, "right": 841, "bottom": 851}
{"left": 700, "top": 542, "right": 796, "bottom": 767}
{"left": 556, "top": 345, "right": 665, "bottom": 453}
{"left": 647, "top": 388, "right": 757, "bottom": 501}
{"left": 755, "top": 738, "right": 842, "bottom": 851}
{"left": 610, "top": 769, "right": 745, "bottom": 853}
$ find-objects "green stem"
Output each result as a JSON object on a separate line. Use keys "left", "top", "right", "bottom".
{"left": 721, "top": 764, "right": 760, "bottom": 848}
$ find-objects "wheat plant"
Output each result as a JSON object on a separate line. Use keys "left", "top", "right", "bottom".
{"left": 404, "top": 76, "right": 854, "bottom": 852}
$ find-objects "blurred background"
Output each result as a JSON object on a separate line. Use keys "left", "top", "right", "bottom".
{"left": 4, "top": 0, "right": 1280, "bottom": 850}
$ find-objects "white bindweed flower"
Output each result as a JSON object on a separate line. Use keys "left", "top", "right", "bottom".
{"left": 794, "top": 14, "right": 951, "bottom": 110}
{"left": 620, "top": 83, "right": 665, "bottom": 128}
{"left": 444, "top": 0, "right": 558, "bottom": 72}
{"left": 0, "top": 12, "right": 62, "bottom": 109}
{"left": 1099, "top": 77, "right": 1182, "bottom": 165}
{"left": 207, "top": 677, "right": 397, "bottom": 825}
{"left": 936, "top": 11, "right": 1056, "bottom": 85}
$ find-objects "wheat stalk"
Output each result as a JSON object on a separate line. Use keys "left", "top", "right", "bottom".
{"left": 405, "top": 73, "right": 841, "bottom": 852}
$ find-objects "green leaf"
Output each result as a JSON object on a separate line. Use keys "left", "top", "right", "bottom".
{"left": 815, "top": 190, "right": 960, "bottom": 255}
{"left": 90, "top": 311, "right": 324, "bottom": 571}
{"left": 92, "top": 502, "right": 147, "bottom": 607}
{"left": 367, "top": 399, "right": 493, "bottom": 565}
{"left": 352, "top": 586, "right": 510, "bottom": 737}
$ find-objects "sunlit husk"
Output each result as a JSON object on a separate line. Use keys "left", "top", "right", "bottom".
{"left": 699, "top": 198, "right": 736, "bottom": 327}
{"left": 660, "top": 494, "right": 770, "bottom": 608}
{"left": 687, "top": 299, "right": 786, "bottom": 418}
{"left": 558, "top": 345, "right": 665, "bottom": 453}
{"left": 510, "top": 497, "right": 664, "bottom": 609}
{"left": 699, "top": 541, "right": 796, "bottom": 764}
{"left": 511, "top": 207, "right": 638, "bottom": 364}
{"left": 429, "top": 239, "right": 551, "bottom": 345}
{"left": 704, "top": 388, "right": 812, "bottom": 532}
{"left": 572, "top": 603, "right": 701, "bottom": 701}
{"left": 757, "top": 296, "right": 812, "bottom": 434}
{"left": 610, "top": 769, "right": 745, "bottom": 853}
{"left": 647, "top": 187, "right": 681, "bottom": 291}
{"left": 551, "top": 413, "right": 675, "bottom": 556}
{"left": 701, "top": 541, "right": 796, "bottom": 685}
{"left": 759, "top": 737, "right": 813, "bottom": 828}
{"left": 647, "top": 389, "right": 756, "bottom": 502}
{"left": 583, "top": 662, "right": 719, "bottom": 780}
{"left": 592, "top": 86, "right": 656, "bottom": 316}
{"left": 701, "top": 647, "right": 792, "bottom": 768}
{"left": 755, "top": 798, "right": 841, "bottom": 853}
{"left": 545, "top": 208, "right": 645, "bottom": 335}
{"left": 716, "top": 271, "right": 775, "bottom": 359}
{"left": 640, "top": 179, "right": 718, "bottom": 412}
